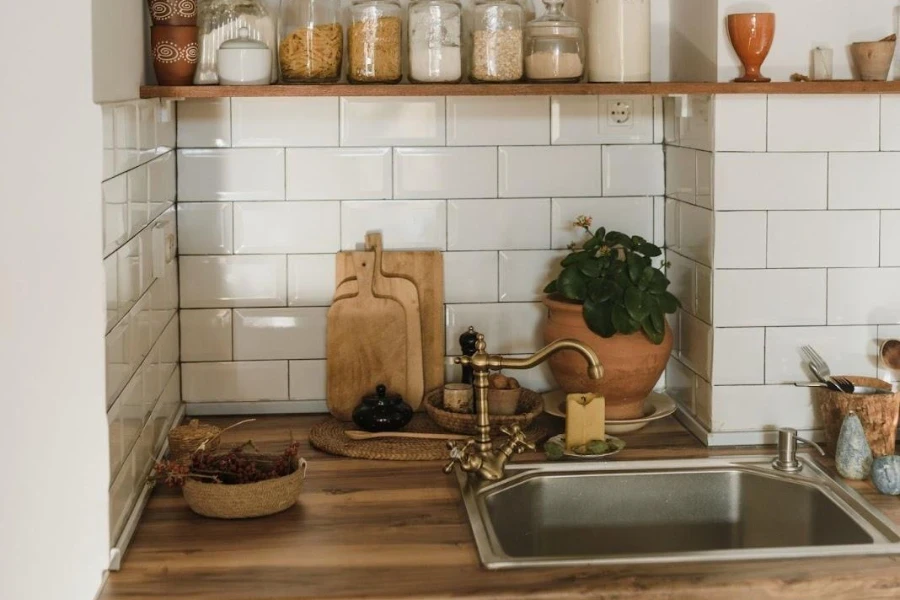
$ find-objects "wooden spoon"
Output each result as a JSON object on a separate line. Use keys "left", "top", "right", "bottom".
{"left": 881, "top": 339, "right": 900, "bottom": 370}
{"left": 344, "top": 430, "right": 468, "bottom": 441}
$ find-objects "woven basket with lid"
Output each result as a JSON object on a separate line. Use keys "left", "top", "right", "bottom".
{"left": 168, "top": 419, "right": 221, "bottom": 463}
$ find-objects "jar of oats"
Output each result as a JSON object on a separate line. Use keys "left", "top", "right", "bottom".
{"left": 469, "top": 0, "right": 524, "bottom": 83}
{"left": 348, "top": 0, "right": 403, "bottom": 83}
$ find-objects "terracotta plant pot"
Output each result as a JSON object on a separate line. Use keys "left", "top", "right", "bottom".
{"left": 148, "top": 0, "right": 198, "bottom": 26}
{"left": 851, "top": 41, "right": 896, "bottom": 81}
{"left": 727, "top": 13, "right": 775, "bottom": 83}
{"left": 151, "top": 26, "right": 199, "bottom": 86}
{"left": 542, "top": 295, "right": 673, "bottom": 420}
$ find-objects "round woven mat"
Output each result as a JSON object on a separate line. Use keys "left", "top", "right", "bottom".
{"left": 309, "top": 414, "right": 549, "bottom": 461}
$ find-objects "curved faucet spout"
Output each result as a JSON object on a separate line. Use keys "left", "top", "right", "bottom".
{"left": 497, "top": 339, "right": 603, "bottom": 380}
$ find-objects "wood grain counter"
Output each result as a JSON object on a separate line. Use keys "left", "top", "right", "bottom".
{"left": 100, "top": 415, "right": 900, "bottom": 600}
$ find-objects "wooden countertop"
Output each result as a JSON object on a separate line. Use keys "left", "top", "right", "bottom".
{"left": 100, "top": 415, "right": 900, "bottom": 600}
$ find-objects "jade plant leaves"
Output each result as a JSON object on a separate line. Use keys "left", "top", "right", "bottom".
{"left": 558, "top": 266, "right": 587, "bottom": 301}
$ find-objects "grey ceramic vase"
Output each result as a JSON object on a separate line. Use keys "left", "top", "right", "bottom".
{"left": 872, "top": 456, "right": 900, "bottom": 495}
{"left": 835, "top": 411, "right": 873, "bottom": 480}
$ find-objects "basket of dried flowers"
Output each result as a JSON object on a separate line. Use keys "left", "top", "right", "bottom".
{"left": 153, "top": 437, "right": 308, "bottom": 519}
{"left": 167, "top": 419, "right": 222, "bottom": 463}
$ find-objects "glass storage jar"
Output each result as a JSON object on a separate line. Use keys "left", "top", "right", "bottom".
{"left": 523, "top": 0, "right": 584, "bottom": 82}
{"left": 195, "top": 0, "right": 277, "bottom": 84}
{"left": 408, "top": 0, "right": 463, "bottom": 83}
{"left": 469, "top": 0, "right": 524, "bottom": 82}
{"left": 348, "top": 0, "right": 403, "bottom": 83}
{"left": 516, "top": 0, "right": 535, "bottom": 23}
{"left": 278, "top": 0, "right": 343, "bottom": 83}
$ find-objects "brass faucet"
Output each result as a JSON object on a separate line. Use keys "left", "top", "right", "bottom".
{"left": 443, "top": 332, "right": 604, "bottom": 481}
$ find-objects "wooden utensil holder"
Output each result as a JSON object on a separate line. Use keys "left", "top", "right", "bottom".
{"left": 815, "top": 376, "right": 900, "bottom": 457}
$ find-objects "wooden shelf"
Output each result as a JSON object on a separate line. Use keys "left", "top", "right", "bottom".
{"left": 141, "top": 80, "right": 900, "bottom": 98}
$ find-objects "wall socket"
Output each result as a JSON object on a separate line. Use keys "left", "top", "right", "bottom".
{"left": 607, "top": 100, "right": 634, "bottom": 127}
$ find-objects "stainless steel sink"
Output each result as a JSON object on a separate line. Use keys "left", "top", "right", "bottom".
{"left": 455, "top": 456, "right": 900, "bottom": 569}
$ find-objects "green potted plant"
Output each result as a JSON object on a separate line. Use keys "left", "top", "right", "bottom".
{"left": 542, "top": 216, "right": 679, "bottom": 419}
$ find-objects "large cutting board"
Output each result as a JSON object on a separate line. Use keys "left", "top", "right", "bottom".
{"left": 327, "top": 253, "right": 409, "bottom": 421}
{"left": 336, "top": 246, "right": 444, "bottom": 400}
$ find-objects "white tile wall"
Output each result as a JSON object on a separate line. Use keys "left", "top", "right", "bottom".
{"left": 712, "top": 328, "right": 764, "bottom": 385}
{"left": 233, "top": 97, "right": 338, "bottom": 147}
{"left": 714, "top": 153, "right": 828, "bottom": 211}
{"left": 714, "top": 212, "right": 766, "bottom": 269}
{"left": 341, "top": 200, "right": 447, "bottom": 250}
{"left": 178, "top": 148, "right": 286, "bottom": 201}
{"left": 286, "top": 148, "right": 391, "bottom": 200}
{"left": 289, "top": 360, "right": 327, "bottom": 401}
{"left": 180, "top": 255, "right": 287, "bottom": 308}
{"left": 881, "top": 212, "right": 900, "bottom": 266}
{"left": 342, "top": 97, "right": 445, "bottom": 146}
{"left": 767, "top": 211, "right": 880, "bottom": 268}
{"left": 177, "top": 203, "right": 233, "bottom": 255}
{"left": 712, "top": 95, "right": 767, "bottom": 152}
{"left": 829, "top": 153, "right": 900, "bottom": 210}
{"left": 232, "top": 308, "right": 328, "bottom": 360}
{"left": 182, "top": 361, "right": 289, "bottom": 402}
{"left": 709, "top": 386, "right": 818, "bottom": 432}
{"left": 288, "top": 255, "right": 337, "bottom": 306}
{"left": 448, "top": 199, "right": 550, "bottom": 251}
{"left": 498, "top": 251, "right": 566, "bottom": 303}
{"left": 444, "top": 252, "right": 499, "bottom": 303}
{"left": 764, "top": 326, "right": 878, "bottom": 384}
{"left": 551, "top": 197, "right": 655, "bottom": 249}
{"left": 234, "top": 202, "right": 340, "bottom": 254}
{"left": 499, "top": 146, "right": 603, "bottom": 198}
{"left": 827, "top": 268, "right": 900, "bottom": 325}
{"left": 714, "top": 269, "right": 826, "bottom": 327}
{"left": 449, "top": 96, "right": 550, "bottom": 146}
{"left": 601, "top": 145, "right": 664, "bottom": 196}
{"left": 394, "top": 147, "right": 497, "bottom": 199}
{"left": 551, "top": 96, "right": 654, "bottom": 145}
{"left": 881, "top": 97, "right": 900, "bottom": 151}
{"left": 767, "top": 95, "right": 880, "bottom": 152}
{"left": 180, "top": 309, "right": 232, "bottom": 362}
{"left": 177, "top": 99, "right": 231, "bottom": 148}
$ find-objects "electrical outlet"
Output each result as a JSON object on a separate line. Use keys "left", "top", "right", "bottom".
{"left": 607, "top": 100, "right": 633, "bottom": 127}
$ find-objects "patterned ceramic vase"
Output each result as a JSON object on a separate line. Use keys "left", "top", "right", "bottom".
{"left": 152, "top": 26, "right": 199, "bottom": 85}
{"left": 148, "top": 0, "right": 198, "bottom": 26}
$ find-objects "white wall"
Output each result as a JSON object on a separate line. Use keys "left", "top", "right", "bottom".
{"left": 93, "top": 0, "right": 148, "bottom": 102}
{"left": 0, "top": 0, "right": 108, "bottom": 598}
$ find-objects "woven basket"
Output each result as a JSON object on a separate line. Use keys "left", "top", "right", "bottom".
{"left": 182, "top": 456, "right": 307, "bottom": 519}
{"left": 424, "top": 387, "right": 543, "bottom": 435}
{"left": 168, "top": 419, "right": 221, "bottom": 463}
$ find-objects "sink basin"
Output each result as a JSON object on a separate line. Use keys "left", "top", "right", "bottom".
{"left": 455, "top": 456, "right": 900, "bottom": 569}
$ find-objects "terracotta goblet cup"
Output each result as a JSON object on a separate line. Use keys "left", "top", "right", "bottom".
{"left": 727, "top": 12, "right": 776, "bottom": 83}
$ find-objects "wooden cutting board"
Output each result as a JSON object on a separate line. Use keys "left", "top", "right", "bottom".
{"left": 335, "top": 244, "right": 444, "bottom": 401}
{"left": 326, "top": 253, "right": 408, "bottom": 421}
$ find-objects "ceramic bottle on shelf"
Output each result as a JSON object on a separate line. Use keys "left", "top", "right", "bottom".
{"left": 587, "top": 0, "right": 650, "bottom": 82}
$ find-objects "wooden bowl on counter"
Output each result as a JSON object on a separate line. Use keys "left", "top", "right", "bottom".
{"left": 424, "top": 388, "right": 543, "bottom": 436}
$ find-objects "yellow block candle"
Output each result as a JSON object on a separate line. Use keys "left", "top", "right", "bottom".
{"left": 565, "top": 393, "right": 606, "bottom": 451}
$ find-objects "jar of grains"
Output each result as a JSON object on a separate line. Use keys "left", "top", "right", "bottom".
{"left": 348, "top": 0, "right": 403, "bottom": 83}
{"left": 523, "top": 0, "right": 584, "bottom": 81}
{"left": 469, "top": 0, "right": 524, "bottom": 83}
{"left": 408, "top": 0, "right": 463, "bottom": 83}
{"left": 279, "top": 0, "right": 343, "bottom": 83}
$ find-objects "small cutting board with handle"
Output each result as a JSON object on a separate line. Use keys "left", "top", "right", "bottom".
{"left": 326, "top": 253, "right": 408, "bottom": 421}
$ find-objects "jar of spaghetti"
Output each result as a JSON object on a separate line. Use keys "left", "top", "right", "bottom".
{"left": 279, "top": 0, "right": 343, "bottom": 83}
{"left": 348, "top": 0, "right": 403, "bottom": 83}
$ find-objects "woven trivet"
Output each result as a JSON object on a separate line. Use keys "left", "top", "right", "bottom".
{"left": 309, "top": 414, "right": 548, "bottom": 461}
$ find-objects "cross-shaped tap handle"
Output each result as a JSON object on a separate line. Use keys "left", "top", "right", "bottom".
{"left": 500, "top": 425, "right": 536, "bottom": 453}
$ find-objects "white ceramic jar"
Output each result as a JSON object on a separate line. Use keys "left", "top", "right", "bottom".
{"left": 588, "top": 0, "right": 650, "bottom": 82}
{"left": 217, "top": 27, "right": 273, "bottom": 85}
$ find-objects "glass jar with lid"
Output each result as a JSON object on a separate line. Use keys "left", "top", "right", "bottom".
{"left": 407, "top": 0, "right": 463, "bottom": 83}
{"left": 469, "top": 0, "right": 524, "bottom": 83}
{"left": 195, "top": 0, "right": 277, "bottom": 84}
{"left": 278, "top": 0, "right": 343, "bottom": 83}
{"left": 523, "top": 0, "right": 584, "bottom": 82}
{"left": 348, "top": 0, "right": 403, "bottom": 83}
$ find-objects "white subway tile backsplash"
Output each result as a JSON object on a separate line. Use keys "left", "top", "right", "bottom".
{"left": 878, "top": 324, "right": 900, "bottom": 383}
{"left": 710, "top": 385, "right": 817, "bottom": 432}
{"left": 679, "top": 312, "right": 713, "bottom": 380}
{"left": 764, "top": 325, "right": 877, "bottom": 384}
{"left": 767, "top": 211, "right": 879, "bottom": 268}
{"left": 114, "top": 104, "right": 140, "bottom": 174}
{"left": 551, "top": 96, "right": 654, "bottom": 145}
{"left": 714, "top": 269, "right": 826, "bottom": 327}
{"left": 288, "top": 255, "right": 337, "bottom": 306}
{"left": 448, "top": 198, "right": 550, "bottom": 251}
{"left": 500, "top": 146, "right": 603, "bottom": 198}
{"left": 178, "top": 149, "right": 285, "bottom": 201}
{"left": 233, "top": 97, "right": 338, "bottom": 147}
{"left": 829, "top": 153, "right": 900, "bottom": 210}
{"left": 286, "top": 148, "right": 391, "bottom": 200}
{"left": 714, "top": 211, "right": 766, "bottom": 269}
{"left": 666, "top": 95, "right": 713, "bottom": 151}
{"left": 499, "top": 250, "right": 566, "bottom": 303}
{"left": 394, "top": 147, "right": 497, "bottom": 199}
{"left": 341, "top": 97, "right": 445, "bottom": 146}
{"left": 714, "top": 153, "right": 827, "bottom": 210}
{"left": 289, "top": 360, "right": 327, "bottom": 401}
{"left": 448, "top": 96, "right": 549, "bottom": 146}
{"left": 445, "top": 303, "right": 544, "bottom": 355}
{"left": 881, "top": 96, "right": 900, "bottom": 151}
{"left": 105, "top": 254, "right": 118, "bottom": 332}
{"left": 157, "top": 100, "right": 176, "bottom": 150}
{"left": 695, "top": 263, "right": 713, "bottom": 324}
{"left": 712, "top": 95, "right": 767, "bottom": 152}
{"left": 233, "top": 308, "right": 327, "bottom": 360}
{"left": 177, "top": 99, "right": 231, "bottom": 148}
{"left": 602, "top": 145, "right": 664, "bottom": 196}
{"left": 767, "top": 95, "right": 880, "bottom": 152}
{"left": 234, "top": 201, "right": 340, "bottom": 254}
{"left": 179, "top": 309, "right": 232, "bottom": 362}
{"left": 138, "top": 101, "right": 158, "bottom": 162}
{"left": 177, "top": 203, "right": 233, "bottom": 255}
{"left": 695, "top": 152, "right": 712, "bottom": 209}
{"left": 828, "top": 268, "right": 900, "bottom": 325}
{"left": 666, "top": 200, "right": 712, "bottom": 266}
{"left": 103, "top": 105, "right": 115, "bottom": 179}
{"left": 666, "top": 357, "right": 696, "bottom": 414}
{"left": 551, "top": 197, "right": 654, "bottom": 249}
{"left": 103, "top": 174, "right": 128, "bottom": 255}
{"left": 444, "top": 252, "right": 499, "bottom": 303}
{"left": 182, "top": 361, "right": 289, "bottom": 402}
{"left": 117, "top": 237, "right": 142, "bottom": 318}
{"left": 665, "top": 146, "right": 696, "bottom": 204}
{"left": 180, "top": 255, "right": 287, "bottom": 308}
{"left": 127, "top": 165, "right": 150, "bottom": 237}
{"left": 149, "top": 153, "right": 176, "bottom": 220}
{"left": 341, "top": 200, "right": 446, "bottom": 250}
{"left": 713, "top": 327, "right": 764, "bottom": 385}
{"left": 881, "top": 212, "right": 900, "bottom": 267}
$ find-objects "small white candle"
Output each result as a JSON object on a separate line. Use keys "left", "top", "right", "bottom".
{"left": 813, "top": 47, "right": 833, "bottom": 81}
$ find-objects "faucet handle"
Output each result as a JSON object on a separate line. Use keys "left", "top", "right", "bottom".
{"left": 500, "top": 425, "right": 536, "bottom": 454}
{"left": 443, "top": 439, "right": 475, "bottom": 473}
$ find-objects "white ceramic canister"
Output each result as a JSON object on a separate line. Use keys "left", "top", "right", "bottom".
{"left": 587, "top": 0, "right": 650, "bottom": 82}
{"left": 217, "top": 27, "right": 273, "bottom": 85}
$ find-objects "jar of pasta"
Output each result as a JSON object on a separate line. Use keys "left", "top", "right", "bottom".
{"left": 469, "top": 0, "right": 524, "bottom": 83}
{"left": 279, "top": 0, "right": 343, "bottom": 83}
{"left": 348, "top": 0, "right": 403, "bottom": 83}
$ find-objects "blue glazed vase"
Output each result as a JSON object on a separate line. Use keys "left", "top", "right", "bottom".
{"left": 872, "top": 456, "right": 900, "bottom": 496}
{"left": 835, "top": 411, "right": 873, "bottom": 480}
